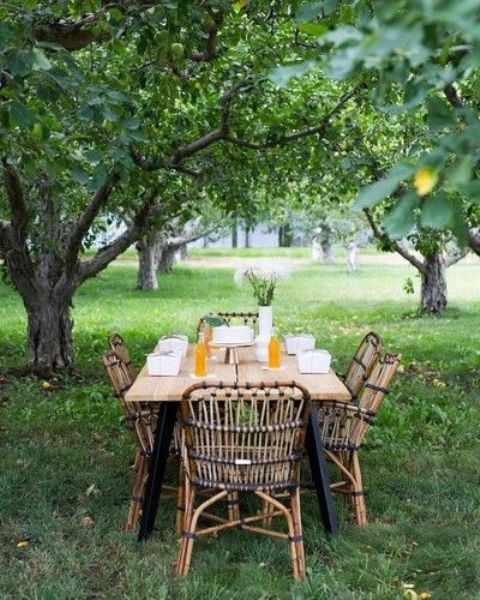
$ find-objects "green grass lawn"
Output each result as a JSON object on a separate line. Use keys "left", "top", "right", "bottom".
{"left": 1, "top": 255, "right": 479, "bottom": 599}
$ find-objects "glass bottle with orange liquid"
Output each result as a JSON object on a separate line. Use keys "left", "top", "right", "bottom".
{"left": 203, "top": 323, "right": 212, "bottom": 358}
{"left": 194, "top": 332, "right": 207, "bottom": 377}
{"left": 268, "top": 328, "right": 281, "bottom": 369}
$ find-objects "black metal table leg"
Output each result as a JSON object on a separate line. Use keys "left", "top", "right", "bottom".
{"left": 138, "top": 402, "right": 178, "bottom": 542}
{"left": 305, "top": 406, "right": 338, "bottom": 536}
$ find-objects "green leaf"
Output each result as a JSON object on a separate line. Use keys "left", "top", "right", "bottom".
{"left": 384, "top": 191, "right": 420, "bottom": 239}
{"left": 450, "top": 207, "right": 470, "bottom": 247}
{"left": 232, "top": 0, "right": 247, "bottom": 13}
{"left": 88, "top": 165, "right": 108, "bottom": 191}
{"left": 298, "top": 22, "right": 328, "bottom": 36}
{"left": 457, "top": 179, "right": 480, "bottom": 202}
{"left": 355, "top": 163, "right": 415, "bottom": 209}
{"left": 420, "top": 192, "right": 455, "bottom": 229}
{"left": 269, "top": 60, "right": 316, "bottom": 87}
{"left": 9, "top": 101, "right": 37, "bottom": 128}
{"left": 447, "top": 156, "right": 474, "bottom": 187}
{"left": 72, "top": 167, "right": 90, "bottom": 185}
{"left": 295, "top": 3, "right": 323, "bottom": 23}
{"left": 427, "top": 96, "right": 455, "bottom": 133}
{"left": 122, "top": 117, "right": 141, "bottom": 130}
{"left": 31, "top": 48, "right": 52, "bottom": 71}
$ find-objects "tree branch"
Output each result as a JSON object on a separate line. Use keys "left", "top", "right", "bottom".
{"left": 1, "top": 158, "right": 29, "bottom": 242}
{"left": 64, "top": 171, "right": 119, "bottom": 272}
{"left": 167, "top": 226, "right": 215, "bottom": 250}
{"left": 131, "top": 79, "right": 252, "bottom": 171}
{"left": 444, "top": 83, "right": 464, "bottom": 108}
{"left": 191, "top": 7, "right": 223, "bottom": 62}
{"left": 33, "top": 14, "right": 111, "bottom": 51}
{"left": 363, "top": 207, "right": 426, "bottom": 273}
{"left": 75, "top": 190, "right": 158, "bottom": 283}
{"left": 445, "top": 248, "right": 470, "bottom": 269}
{"left": 225, "top": 86, "right": 360, "bottom": 149}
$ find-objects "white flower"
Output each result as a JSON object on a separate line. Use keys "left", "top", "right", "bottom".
{"left": 233, "top": 260, "right": 290, "bottom": 305}
{"left": 234, "top": 260, "right": 290, "bottom": 286}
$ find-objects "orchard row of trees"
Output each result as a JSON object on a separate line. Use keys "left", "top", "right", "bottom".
{"left": 1, "top": 1, "right": 479, "bottom": 375}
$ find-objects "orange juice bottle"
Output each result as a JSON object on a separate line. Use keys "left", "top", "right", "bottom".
{"left": 194, "top": 332, "right": 207, "bottom": 377}
{"left": 268, "top": 328, "right": 281, "bottom": 369}
{"left": 204, "top": 324, "right": 212, "bottom": 357}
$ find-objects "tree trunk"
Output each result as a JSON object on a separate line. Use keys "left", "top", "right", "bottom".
{"left": 311, "top": 240, "right": 322, "bottom": 261}
{"left": 346, "top": 241, "right": 358, "bottom": 272}
{"left": 321, "top": 239, "right": 334, "bottom": 264}
{"left": 231, "top": 223, "right": 238, "bottom": 248}
{"left": 278, "top": 223, "right": 293, "bottom": 247}
{"left": 421, "top": 253, "right": 447, "bottom": 313}
{"left": 469, "top": 228, "right": 480, "bottom": 256}
{"left": 137, "top": 238, "right": 160, "bottom": 290}
{"left": 158, "top": 244, "right": 177, "bottom": 273}
{"left": 245, "top": 226, "right": 250, "bottom": 248}
{"left": 178, "top": 243, "right": 188, "bottom": 261}
{"left": 25, "top": 294, "right": 74, "bottom": 376}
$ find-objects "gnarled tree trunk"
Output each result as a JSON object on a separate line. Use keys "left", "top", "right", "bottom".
{"left": 420, "top": 253, "right": 447, "bottom": 313}
{"left": 178, "top": 242, "right": 188, "bottom": 261}
{"left": 136, "top": 233, "right": 163, "bottom": 290}
{"left": 320, "top": 224, "right": 335, "bottom": 265}
{"left": 25, "top": 294, "right": 74, "bottom": 374}
{"left": 158, "top": 244, "right": 177, "bottom": 273}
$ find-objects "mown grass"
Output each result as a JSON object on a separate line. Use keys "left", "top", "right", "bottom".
{"left": 0, "top": 253, "right": 479, "bottom": 599}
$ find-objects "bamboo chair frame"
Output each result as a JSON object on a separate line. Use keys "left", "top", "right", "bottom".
{"left": 198, "top": 311, "right": 259, "bottom": 364}
{"left": 175, "top": 381, "right": 311, "bottom": 579}
{"left": 340, "top": 331, "right": 383, "bottom": 401}
{"left": 102, "top": 351, "right": 163, "bottom": 531}
{"left": 108, "top": 333, "right": 137, "bottom": 381}
{"left": 197, "top": 311, "right": 259, "bottom": 332}
{"left": 318, "top": 353, "right": 401, "bottom": 526}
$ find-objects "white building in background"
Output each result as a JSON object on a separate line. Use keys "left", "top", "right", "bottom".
{"left": 190, "top": 224, "right": 280, "bottom": 249}
{"left": 96, "top": 221, "right": 307, "bottom": 250}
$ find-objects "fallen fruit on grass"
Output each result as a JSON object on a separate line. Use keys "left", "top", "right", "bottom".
{"left": 41, "top": 381, "right": 51, "bottom": 390}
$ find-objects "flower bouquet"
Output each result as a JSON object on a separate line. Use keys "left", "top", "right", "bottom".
{"left": 234, "top": 260, "right": 290, "bottom": 361}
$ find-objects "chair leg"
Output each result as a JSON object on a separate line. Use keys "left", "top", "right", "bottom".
{"left": 175, "top": 465, "right": 185, "bottom": 534}
{"left": 352, "top": 452, "right": 367, "bottom": 526}
{"left": 126, "top": 452, "right": 149, "bottom": 531}
{"left": 176, "top": 489, "right": 228, "bottom": 577}
{"left": 227, "top": 492, "right": 240, "bottom": 521}
{"left": 260, "top": 494, "right": 275, "bottom": 528}
{"left": 176, "top": 485, "right": 195, "bottom": 577}
{"left": 256, "top": 490, "right": 305, "bottom": 581}
{"left": 290, "top": 488, "right": 306, "bottom": 579}
{"left": 342, "top": 452, "right": 355, "bottom": 511}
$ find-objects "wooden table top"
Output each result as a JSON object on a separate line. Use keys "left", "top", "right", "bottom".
{"left": 124, "top": 344, "right": 351, "bottom": 403}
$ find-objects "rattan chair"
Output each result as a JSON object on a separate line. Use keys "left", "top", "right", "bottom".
{"left": 102, "top": 351, "right": 158, "bottom": 531}
{"left": 317, "top": 353, "right": 401, "bottom": 526}
{"left": 108, "top": 333, "right": 137, "bottom": 381}
{"left": 340, "top": 332, "right": 383, "bottom": 401}
{"left": 197, "top": 311, "right": 259, "bottom": 332}
{"left": 175, "top": 381, "right": 311, "bottom": 579}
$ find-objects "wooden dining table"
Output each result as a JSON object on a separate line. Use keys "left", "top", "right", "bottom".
{"left": 124, "top": 344, "right": 351, "bottom": 542}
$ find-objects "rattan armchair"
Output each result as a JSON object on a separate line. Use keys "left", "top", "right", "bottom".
{"left": 317, "top": 353, "right": 401, "bottom": 526}
{"left": 340, "top": 332, "right": 383, "bottom": 401}
{"left": 197, "top": 311, "right": 259, "bottom": 332}
{"left": 102, "top": 351, "right": 158, "bottom": 531}
{"left": 175, "top": 381, "right": 311, "bottom": 579}
{"left": 108, "top": 333, "right": 137, "bottom": 381}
